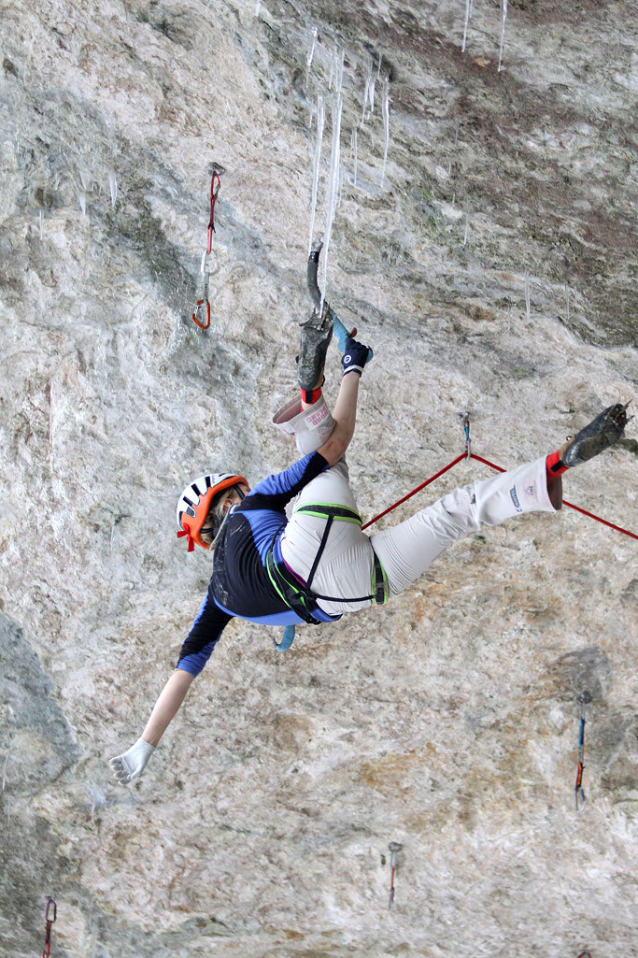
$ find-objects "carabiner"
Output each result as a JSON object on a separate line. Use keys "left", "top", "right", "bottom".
{"left": 192, "top": 299, "right": 211, "bottom": 330}
{"left": 45, "top": 899, "right": 57, "bottom": 924}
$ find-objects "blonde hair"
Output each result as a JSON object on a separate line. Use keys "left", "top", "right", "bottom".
{"left": 200, "top": 486, "right": 242, "bottom": 548}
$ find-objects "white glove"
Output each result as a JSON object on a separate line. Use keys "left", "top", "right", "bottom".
{"left": 109, "top": 738, "right": 155, "bottom": 785}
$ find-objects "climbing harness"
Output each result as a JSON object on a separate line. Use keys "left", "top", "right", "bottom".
{"left": 388, "top": 841, "right": 402, "bottom": 911}
{"left": 42, "top": 898, "right": 56, "bottom": 958}
{"left": 191, "top": 169, "right": 222, "bottom": 330}
{"left": 270, "top": 503, "right": 388, "bottom": 650}
{"left": 575, "top": 693, "right": 589, "bottom": 813}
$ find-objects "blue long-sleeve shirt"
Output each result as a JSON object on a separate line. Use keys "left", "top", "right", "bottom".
{"left": 176, "top": 451, "right": 340, "bottom": 675}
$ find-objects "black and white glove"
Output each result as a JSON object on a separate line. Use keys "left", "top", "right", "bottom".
{"left": 341, "top": 337, "right": 372, "bottom": 377}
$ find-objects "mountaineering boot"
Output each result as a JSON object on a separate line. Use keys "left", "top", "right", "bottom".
{"left": 297, "top": 301, "right": 334, "bottom": 394}
{"left": 560, "top": 402, "right": 629, "bottom": 468}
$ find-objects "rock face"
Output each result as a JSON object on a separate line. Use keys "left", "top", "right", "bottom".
{"left": 0, "top": 0, "right": 637, "bottom": 955}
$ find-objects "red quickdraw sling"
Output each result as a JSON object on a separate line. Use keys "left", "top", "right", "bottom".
{"left": 191, "top": 169, "right": 222, "bottom": 330}
{"left": 362, "top": 428, "right": 637, "bottom": 541}
{"left": 42, "top": 898, "right": 56, "bottom": 958}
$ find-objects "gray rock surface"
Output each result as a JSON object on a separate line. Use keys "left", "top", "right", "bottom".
{"left": 0, "top": 0, "right": 637, "bottom": 955}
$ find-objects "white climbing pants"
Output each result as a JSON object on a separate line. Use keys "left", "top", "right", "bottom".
{"left": 280, "top": 456, "right": 556, "bottom": 616}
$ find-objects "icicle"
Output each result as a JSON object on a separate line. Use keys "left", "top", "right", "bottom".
{"left": 463, "top": 212, "right": 469, "bottom": 246}
{"left": 381, "top": 77, "right": 390, "bottom": 188}
{"left": 498, "top": 0, "right": 508, "bottom": 72}
{"left": 308, "top": 95, "right": 325, "bottom": 254}
{"left": 351, "top": 128, "right": 358, "bottom": 188}
{"left": 39, "top": 209, "right": 44, "bottom": 239}
{"left": 78, "top": 193, "right": 86, "bottom": 216}
{"left": 254, "top": 0, "right": 261, "bottom": 16}
{"left": 448, "top": 119, "right": 460, "bottom": 175}
{"left": 319, "top": 92, "right": 343, "bottom": 308}
{"left": 525, "top": 272, "right": 531, "bottom": 318}
{"left": 565, "top": 284, "right": 570, "bottom": 322}
{"left": 108, "top": 171, "right": 118, "bottom": 209}
{"left": 306, "top": 26, "right": 318, "bottom": 80}
{"left": 462, "top": 0, "right": 474, "bottom": 53}
{"left": 362, "top": 58, "right": 373, "bottom": 121}
{"left": 333, "top": 46, "right": 344, "bottom": 97}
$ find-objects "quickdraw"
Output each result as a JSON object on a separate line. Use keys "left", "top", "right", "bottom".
{"left": 42, "top": 898, "right": 56, "bottom": 958}
{"left": 575, "top": 693, "right": 588, "bottom": 813}
{"left": 388, "top": 841, "right": 402, "bottom": 911}
{"left": 191, "top": 169, "right": 222, "bottom": 330}
{"left": 461, "top": 411, "right": 471, "bottom": 461}
{"left": 207, "top": 170, "right": 221, "bottom": 254}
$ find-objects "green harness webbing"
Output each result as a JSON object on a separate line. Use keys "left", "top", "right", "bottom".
{"left": 267, "top": 502, "right": 389, "bottom": 649}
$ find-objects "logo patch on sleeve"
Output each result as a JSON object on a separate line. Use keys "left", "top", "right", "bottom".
{"left": 510, "top": 487, "right": 522, "bottom": 512}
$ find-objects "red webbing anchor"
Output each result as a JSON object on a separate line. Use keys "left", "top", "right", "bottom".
{"left": 362, "top": 414, "right": 637, "bottom": 540}
{"left": 42, "top": 898, "right": 56, "bottom": 958}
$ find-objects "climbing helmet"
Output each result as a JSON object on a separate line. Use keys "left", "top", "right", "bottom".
{"left": 176, "top": 473, "right": 247, "bottom": 551}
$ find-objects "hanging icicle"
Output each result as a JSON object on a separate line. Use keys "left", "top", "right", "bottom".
{"left": 381, "top": 77, "right": 391, "bottom": 188}
{"left": 498, "top": 0, "right": 508, "bottom": 72}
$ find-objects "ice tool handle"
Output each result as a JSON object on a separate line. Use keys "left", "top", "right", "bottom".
{"left": 307, "top": 241, "right": 373, "bottom": 363}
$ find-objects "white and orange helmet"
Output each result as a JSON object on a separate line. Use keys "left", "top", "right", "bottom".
{"left": 176, "top": 473, "right": 247, "bottom": 551}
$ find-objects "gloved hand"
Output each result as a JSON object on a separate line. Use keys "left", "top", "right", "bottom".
{"left": 109, "top": 738, "right": 155, "bottom": 785}
{"left": 341, "top": 336, "right": 372, "bottom": 377}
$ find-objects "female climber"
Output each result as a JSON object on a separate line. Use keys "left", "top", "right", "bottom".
{"left": 110, "top": 302, "right": 628, "bottom": 786}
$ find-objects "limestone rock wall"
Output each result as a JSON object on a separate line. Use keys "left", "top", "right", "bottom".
{"left": 0, "top": 0, "right": 636, "bottom": 956}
